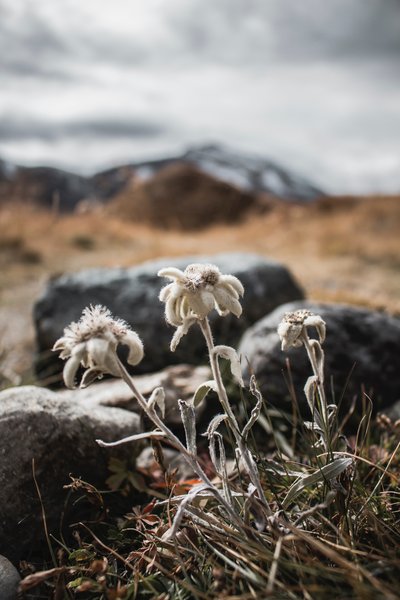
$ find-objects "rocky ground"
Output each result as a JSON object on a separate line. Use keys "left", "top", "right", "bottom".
{"left": 0, "top": 195, "right": 399, "bottom": 597}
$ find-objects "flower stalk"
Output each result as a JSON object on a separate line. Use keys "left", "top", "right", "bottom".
{"left": 199, "top": 318, "right": 271, "bottom": 512}
{"left": 278, "top": 309, "right": 335, "bottom": 456}
{"left": 158, "top": 263, "right": 270, "bottom": 511}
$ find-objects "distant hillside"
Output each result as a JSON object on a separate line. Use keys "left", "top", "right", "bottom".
{"left": 107, "top": 162, "right": 262, "bottom": 230}
{"left": 0, "top": 145, "right": 324, "bottom": 212}
{"left": 0, "top": 160, "right": 93, "bottom": 212}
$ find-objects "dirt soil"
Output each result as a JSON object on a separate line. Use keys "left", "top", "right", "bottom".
{"left": 0, "top": 195, "right": 399, "bottom": 382}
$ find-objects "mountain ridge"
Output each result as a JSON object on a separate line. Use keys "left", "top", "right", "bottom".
{"left": 0, "top": 144, "right": 324, "bottom": 212}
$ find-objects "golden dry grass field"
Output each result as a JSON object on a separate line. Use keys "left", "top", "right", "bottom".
{"left": 0, "top": 195, "right": 399, "bottom": 380}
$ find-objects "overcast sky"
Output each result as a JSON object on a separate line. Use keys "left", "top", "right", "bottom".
{"left": 1, "top": 0, "right": 400, "bottom": 193}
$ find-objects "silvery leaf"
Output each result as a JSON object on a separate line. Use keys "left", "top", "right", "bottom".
{"left": 204, "top": 413, "right": 228, "bottom": 438}
{"left": 96, "top": 430, "right": 167, "bottom": 447}
{"left": 212, "top": 345, "right": 244, "bottom": 387}
{"left": 147, "top": 386, "right": 165, "bottom": 418}
{"left": 179, "top": 399, "right": 197, "bottom": 455}
{"left": 304, "top": 376, "right": 324, "bottom": 430}
{"left": 193, "top": 380, "right": 218, "bottom": 407}
{"left": 283, "top": 457, "right": 353, "bottom": 508}
{"left": 242, "top": 376, "right": 263, "bottom": 440}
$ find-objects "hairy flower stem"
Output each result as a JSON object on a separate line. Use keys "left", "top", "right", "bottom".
{"left": 199, "top": 318, "right": 271, "bottom": 513}
{"left": 301, "top": 332, "right": 332, "bottom": 457}
{"left": 115, "top": 356, "right": 245, "bottom": 530}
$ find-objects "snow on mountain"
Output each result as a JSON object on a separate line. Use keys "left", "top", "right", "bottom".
{"left": 131, "top": 144, "right": 324, "bottom": 201}
{"left": 183, "top": 145, "right": 324, "bottom": 200}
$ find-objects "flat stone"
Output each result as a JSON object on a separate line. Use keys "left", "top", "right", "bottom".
{"left": 59, "top": 364, "right": 211, "bottom": 426}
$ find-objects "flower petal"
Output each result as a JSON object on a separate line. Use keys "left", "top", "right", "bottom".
{"left": 179, "top": 295, "right": 192, "bottom": 320}
{"left": 121, "top": 330, "right": 144, "bottom": 366}
{"left": 220, "top": 274, "right": 244, "bottom": 297}
{"left": 52, "top": 337, "right": 68, "bottom": 353}
{"left": 158, "top": 267, "right": 186, "bottom": 282}
{"left": 80, "top": 368, "right": 103, "bottom": 388}
{"left": 188, "top": 290, "right": 215, "bottom": 319}
{"left": 86, "top": 337, "right": 111, "bottom": 369}
{"left": 165, "top": 295, "right": 183, "bottom": 326}
{"left": 103, "top": 351, "right": 122, "bottom": 377}
{"left": 159, "top": 283, "right": 173, "bottom": 302}
{"left": 213, "top": 286, "right": 242, "bottom": 318}
{"left": 170, "top": 316, "right": 197, "bottom": 351}
{"left": 63, "top": 342, "right": 86, "bottom": 388}
{"left": 218, "top": 280, "right": 239, "bottom": 299}
{"left": 277, "top": 321, "right": 303, "bottom": 351}
{"left": 304, "top": 315, "right": 326, "bottom": 344}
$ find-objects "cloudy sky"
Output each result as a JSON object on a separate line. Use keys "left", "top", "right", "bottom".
{"left": 1, "top": 0, "right": 400, "bottom": 193}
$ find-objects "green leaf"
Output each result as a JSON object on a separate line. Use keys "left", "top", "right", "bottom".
{"left": 68, "top": 548, "right": 96, "bottom": 563}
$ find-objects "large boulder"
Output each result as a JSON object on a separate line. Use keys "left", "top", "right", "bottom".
{"left": 0, "top": 555, "right": 20, "bottom": 600}
{"left": 0, "top": 385, "right": 141, "bottom": 562}
{"left": 34, "top": 253, "right": 304, "bottom": 382}
{"left": 239, "top": 302, "right": 400, "bottom": 416}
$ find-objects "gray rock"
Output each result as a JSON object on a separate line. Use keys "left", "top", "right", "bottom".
{"left": 34, "top": 253, "right": 304, "bottom": 381}
{"left": 59, "top": 364, "right": 211, "bottom": 427}
{"left": 0, "top": 385, "right": 141, "bottom": 562}
{"left": 239, "top": 302, "right": 400, "bottom": 417}
{"left": 0, "top": 555, "right": 20, "bottom": 600}
{"left": 385, "top": 400, "right": 400, "bottom": 422}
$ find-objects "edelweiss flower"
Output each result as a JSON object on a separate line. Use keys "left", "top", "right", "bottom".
{"left": 158, "top": 263, "right": 244, "bottom": 351}
{"left": 277, "top": 309, "right": 326, "bottom": 351}
{"left": 53, "top": 305, "right": 144, "bottom": 388}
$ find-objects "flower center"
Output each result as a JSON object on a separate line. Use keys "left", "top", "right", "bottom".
{"left": 183, "top": 264, "right": 220, "bottom": 291}
{"left": 283, "top": 309, "right": 313, "bottom": 325}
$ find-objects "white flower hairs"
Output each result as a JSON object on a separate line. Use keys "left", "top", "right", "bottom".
{"left": 53, "top": 304, "right": 144, "bottom": 388}
{"left": 158, "top": 263, "right": 244, "bottom": 351}
{"left": 277, "top": 309, "right": 326, "bottom": 351}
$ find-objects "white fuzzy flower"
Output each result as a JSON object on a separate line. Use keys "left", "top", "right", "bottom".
{"left": 159, "top": 263, "right": 244, "bottom": 324}
{"left": 53, "top": 305, "right": 144, "bottom": 388}
{"left": 158, "top": 263, "right": 244, "bottom": 350}
{"left": 278, "top": 309, "right": 326, "bottom": 351}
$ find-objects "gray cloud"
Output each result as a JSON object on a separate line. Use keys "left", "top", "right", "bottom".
{"left": 164, "top": 0, "right": 400, "bottom": 66}
{"left": 1, "top": 0, "right": 400, "bottom": 78}
{"left": 0, "top": 116, "right": 166, "bottom": 142}
{"left": 1, "top": 0, "right": 400, "bottom": 192}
